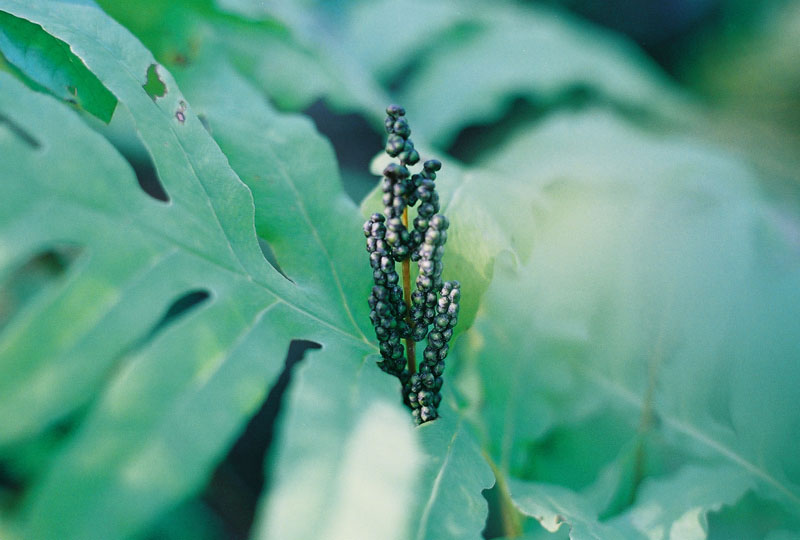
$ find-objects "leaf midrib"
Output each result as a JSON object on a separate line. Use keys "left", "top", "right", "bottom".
{"left": 415, "top": 419, "right": 461, "bottom": 540}
{"left": 589, "top": 367, "right": 800, "bottom": 510}
{"left": 256, "top": 125, "right": 369, "bottom": 343}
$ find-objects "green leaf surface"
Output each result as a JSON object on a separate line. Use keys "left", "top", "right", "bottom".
{"left": 169, "top": 53, "right": 494, "bottom": 540}
{"left": 0, "top": 9, "right": 116, "bottom": 121}
{"left": 95, "top": 0, "right": 388, "bottom": 118}
{"left": 608, "top": 464, "right": 754, "bottom": 539}
{"left": 410, "top": 409, "right": 495, "bottom": 540}
{"left": 453, "top": 109, "right": 800, "bottom": 536}
{"left": 3, "top": 1, "right": 799, "bottom": 539}
{"left": 509, "top": 479, "right": 627, "bottom": 539}
{"left": 510, "top": 464, "right": 755, "bottom": 540}
{"left": 345, "top": 0, "right": 688, "bottom": 147}
{"left": 0, "top": 3, "right": 495, "bottom": 539}
{"left": 361, "top": 148, "right": 538, "bottom": 332}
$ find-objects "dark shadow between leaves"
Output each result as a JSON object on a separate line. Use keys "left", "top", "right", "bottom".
{"left": 303, "top": 99, "right": 382, "bottom": 205}
{"left": 258, "top": 238, "right": 291, "bottom": 282}
{"left": 125, "top": 147, "right": 170, "bottom": 203}
{"left": 481, "top": 483, "right": 506, "bottom": 539}
{"left": 0, "top": 244, "right": 83, "bottom": 332}
{"left": 0, "top": 412, "right": 82, "bottom": 514}
{"left": 384, "top": 20, "right": 484, "bottom": 94}
{"left": 145, "top": 289, "right": 211, "bottom": 342}
{"left": 447, "top": 86, "right": 669, "bottom": 165}
{"left": 447, "top": 91, "right": 592, "bottom": 164}
{"left": 202, "top": 339, "right": 321, "bottom": 539}
{"left": 0, "top": 112, "right": 42, "bottom": 150}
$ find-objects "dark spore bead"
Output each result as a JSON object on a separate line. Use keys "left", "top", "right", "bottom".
{"left": 383, "top": 162, "right": 408, "bottom": 180}
{"left": 425, "top": 228, "right": 440, "bottom": 244}
{"left": 430, "top": 214, "right": 448, "bottom": 230}
{"left": 433, "top": 361, "right": 445, "bottom": 376}
{"left": 404, "top": 149, "right": 420, "bottom": 165}
{"left": 393, "top": 118, "right": 411, "bottom": 138}
{"left": 386, "top": 104, "right": 405, "bottom": 117}
{"left": 419, "top": 203, "right": 435, "bottom": 217}
{"left": 424, "top": 159, "right": 442, "bottom": 172}
{"left": 420, "top": 407, "right": 436, "bottom": 422}
{"left": 412, "top": 325, "right": 428, "bottom": 342}
{"left": 386, "top": 136, "right": 405, "bottom": 157}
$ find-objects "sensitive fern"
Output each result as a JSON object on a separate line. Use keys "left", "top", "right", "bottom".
{"left": 364, "top": 105, "right": 460, "bottom": 424}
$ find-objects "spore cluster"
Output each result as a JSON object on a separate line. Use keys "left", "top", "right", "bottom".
{"left": 364, "top": 105, "right": 460, "bottom": 424}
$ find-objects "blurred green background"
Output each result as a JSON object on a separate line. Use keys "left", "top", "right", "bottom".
{"left": 2, "top": 0, "right": 799, "bottom": 538}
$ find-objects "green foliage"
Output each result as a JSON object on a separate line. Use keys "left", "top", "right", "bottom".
{"left": 0, "top": 9, "right": 116, "bottom": 121}
{"left": 1, "top": 1, "right": 799, "bottom": 539}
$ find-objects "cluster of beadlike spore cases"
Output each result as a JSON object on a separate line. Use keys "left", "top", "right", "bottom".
{"left": 363, "top": 105, "right": 460, "bottom": 424}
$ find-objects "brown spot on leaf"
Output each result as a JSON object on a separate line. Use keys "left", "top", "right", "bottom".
{"left": 175, "top": 100, "right": 187, "bottom": 124}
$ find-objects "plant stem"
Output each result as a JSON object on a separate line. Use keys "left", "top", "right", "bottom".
{"left": 401, "top": 207, "right": 416, "bottom": 374}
